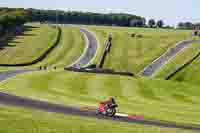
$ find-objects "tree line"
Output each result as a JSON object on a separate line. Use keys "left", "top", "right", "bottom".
{"left": 178, "top": 22, "right": 200, "bottom": 30}
{"left": 0, "top": 8, "right": 30, "bottom": 36}
{"left": 28, "top": 8, "right": 146, "bottom": 27}
{"left": 28, "top": 9, "right": 167, "bottom": 28}
{"left": 0, "top": 7, "right": 170, "bottom": 35}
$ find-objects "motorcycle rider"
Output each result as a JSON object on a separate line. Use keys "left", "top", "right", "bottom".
{"left": 98, "top": 97, "right": 117, "bottom": 116}
{"left": 100, "top": 97, "right": 116, "bottom": 106}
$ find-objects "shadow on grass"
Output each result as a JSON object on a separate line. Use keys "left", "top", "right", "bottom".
{"left": 24, "top": 25, "right": 38, "bottom": 30}
{"left": 0, "top": 25, "right": 38, "bottom": 49}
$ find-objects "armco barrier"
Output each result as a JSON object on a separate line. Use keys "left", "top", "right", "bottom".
{"left": 65, "top": 67, "right": 134, "bottom": 77}
{"left": 98, "top": 34, "right": 112, "bottom": 68}
{"left": 165, "top": 51, "right": 200, "bottom": 80}
{"left": 0, "top": 26, "right": 62, "bottom": 67}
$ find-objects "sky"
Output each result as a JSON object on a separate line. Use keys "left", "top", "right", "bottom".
{"left": 1, "top": 0, "right": 199, "bottom": 26}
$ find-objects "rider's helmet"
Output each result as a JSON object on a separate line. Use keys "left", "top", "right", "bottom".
{"left": 109, "top": 97, "right": 116, "bottom": 104}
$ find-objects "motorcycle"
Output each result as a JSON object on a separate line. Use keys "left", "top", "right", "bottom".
{"left": 97, "top": 98, "right": 118, "bottom": 117}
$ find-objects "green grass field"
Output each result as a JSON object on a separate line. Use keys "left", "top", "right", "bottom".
{"left": 0, "top": 24, "right": 85, "bottom": 71}
{"left": 0, "top": 24, "right": 200, "bottom": 132}
{"left": 35, "top": 25, "right": 85, "bottom": 68}
{"left": 1, "top": 70, "right": 200, "bottom": 125}
{"left": 87, "top": 26, "right": 192, "bottom": 73}
{"left": 0, "top": 104, "right": 196, "bottom": 133}
{"left": 170, "top": 53, "right": 200, "bottom": 85}
{"left": 0, "top": 23, "right": 58, "bottom": 64}
{"left": 154, "top": 41, "right": 200, "bottom": 79}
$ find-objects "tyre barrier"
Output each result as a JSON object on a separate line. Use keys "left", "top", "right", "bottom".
{"left": 0, "top": 26, "right": 62, "bottom": 67}
{"left": 65, "top": 67, "right": 134, "bottom": 77}
{"left": 165, "top": 51, "right": 200, "bottom": 80}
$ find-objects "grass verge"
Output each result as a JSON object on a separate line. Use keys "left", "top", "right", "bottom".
{"left": 154, "top": 41, "right": 200, "bottom": 79}
{"left": 0, "top": 104, "right": 196, "bottom": 133}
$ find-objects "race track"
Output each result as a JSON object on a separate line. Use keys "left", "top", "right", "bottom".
{"left": 0, "top": 92, "right": 200, "bottom": 131}
{"left": 68, "top": 28, "right": 98, "bottom": 67}
{"left": 140, "top": 40, "right": 200, "bottom": 77}
{"left": 0, "top": 69, "right": 36, "bottom": 82}
{"left": 0, "top": 27, "right": 98, "bottom": 83}
{"left": 0, "top": 29, "right": 200, "bottom": 131}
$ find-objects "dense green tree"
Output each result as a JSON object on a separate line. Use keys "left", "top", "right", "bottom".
{"left": 178, "top": 22, "right": 196, "bottom": 29}
{"left": 148, "top": 19, "right": 156, "bottom": 28}
{"left": 129, "top": 18, "right": 146, "bottom": 27}
{"left": 27, "top": 8, "right": 146, "bottom": 27}
{"left": 0, "top": 8, "right": 148, "bottom": 28}
{"left": 178, "top": 22, "right": 184, "bottom": 29}
{"left": 0, "top": 8, "right": 29, "bottom": 36}
{"left": 185, "top": 22, "right": 193, "bottom": 29}
{"left": 157, "top": 20, "right": 164, "bottom": 28}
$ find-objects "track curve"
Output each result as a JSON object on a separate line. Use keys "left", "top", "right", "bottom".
{"left": 0, "top": 92, "right": 200, "bottom": 131}
{"left": 0, "top": 69, "right": 37, "bottom": 82}
{"left": 68, "top": 28, "right": 98, "bottom": 68}
{"left": 0, "top": 27, "right": 98, "bottom": 83}
{"left": 140, "top": 40, "right": 199, "bottom": 77}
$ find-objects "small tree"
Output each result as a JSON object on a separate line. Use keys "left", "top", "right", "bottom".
{"left": 193, "top": 31, "right": 198, "bottom": 36}
{"left": 157, "top": 20, "right": 164, "bottom": 28}
{"left": 185, "top": 22, "right": 193, "bottom": 29}
{"left": 129, "top": 19, "right": 145, "bottom": 27}
{"left": 178, "top": 22, "right": 184, "bottom": 29}
{"left": 148, "top": 19, "right": 155, "bottom": 28}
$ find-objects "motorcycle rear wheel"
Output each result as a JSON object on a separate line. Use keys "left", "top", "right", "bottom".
{"left": 105, "top": 107, "right": 116, "bottom": 117}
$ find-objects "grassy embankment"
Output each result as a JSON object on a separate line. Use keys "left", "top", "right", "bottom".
{"left": 0, "top": 23, "right": 58, "bottom": 64}
{"left": 154, "top": 41, "right": 200, "bottom": 79}
{"left": 0, "top": 70, "right": 200, "bottom": 125}
{"left": 35, "top": 25, "right": 85, "bottom": 68}
{"left": 87, "top": 25, "right": 192, "bottom": 73}
{"left": 0, "top": 24, "right": 85, "bottom": 70}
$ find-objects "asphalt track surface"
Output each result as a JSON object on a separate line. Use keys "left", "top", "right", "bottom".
{"left": 69, "top": 28, "right": 97, "bottom": 67}
{"left": 0, "top": 92, "right": 200, "bottom": 131}
{"left": 0, "top": 69, "right": 37, "bottom": 82}
{"left": 140, "top": 40, "right": 199, "bottom": 77}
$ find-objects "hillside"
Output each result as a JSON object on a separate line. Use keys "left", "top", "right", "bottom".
{"left": 171, "top": 54, "right": 200, "bottom": 85}
{"left": 0, "top": 23, "right": 58, "bottom": 64}
{"left": 87, "top": 25, "right": 192, "bottom": 73}
{"left": 0, "top": 22, "right": 199, "bottom": 132}
{"left": 154, "top": 41, "right": 200, "bottom": 79}
{"left": 35, "top": 25, "right": 85, "bottom": 68}
{"left": 1, "top": 70, "right": 200, "bottom": 125}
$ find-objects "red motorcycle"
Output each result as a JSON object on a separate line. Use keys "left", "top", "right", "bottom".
{"left": 97, "top": 98, "right": 118, "bottom": 117}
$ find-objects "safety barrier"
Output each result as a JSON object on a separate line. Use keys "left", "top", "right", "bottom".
{"left": 98, "top": 34, "right": 112, "bottom": 68}
{"left": 65, "top": 67, "right": 134, "bottom": 77}
{"left": 165, "top": 51, "right": 200, "bottom": 80}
